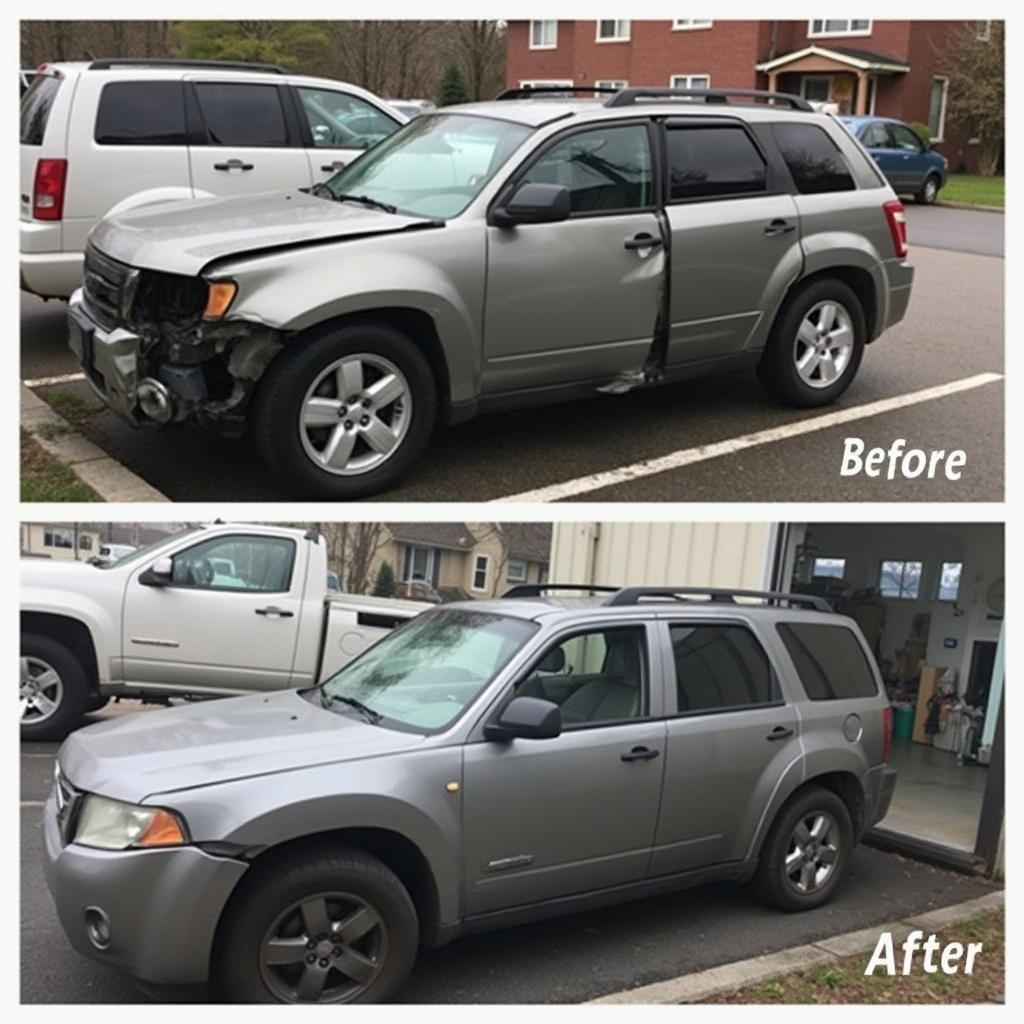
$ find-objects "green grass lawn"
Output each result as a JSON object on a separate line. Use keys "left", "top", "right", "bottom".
{"left": 941, "top": 174, "right": 1004, "bottom": 208}
{"left": 20, "top": 429, "right": 100, "bottom": 502}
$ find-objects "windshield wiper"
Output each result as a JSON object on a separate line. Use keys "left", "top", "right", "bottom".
{"left": 323, "top": 693, "right": 383, "bottom": 725}
{"left": 332, "top": 193, "right": 398, "bottom": 215}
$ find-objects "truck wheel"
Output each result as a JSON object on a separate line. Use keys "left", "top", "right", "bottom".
{"left": 754, "top": 785, "right": 853, "bottom": 912}
{"left": 757, "top": 279, "right": 866, "bottom": 407}
{"left": 915, "top": 174, "right": 941, "bottom": 205}
{"left": 20, "top": 634, "right": 89, "bottom": 742}
{"left": 250, "top": 321, "right": 437, "bottom": 499}
{"left": 219, "top": 846, "right": 418, "bottom": 1004}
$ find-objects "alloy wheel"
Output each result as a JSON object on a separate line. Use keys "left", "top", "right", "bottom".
{"left": 784, "top": 810, "right": 840, "bottom": 894}
{"left": 924, "top": 177, "right": 938, "bottom": 203}
{"left": 258, "top": 891, "right": 388, "bottom": 1003}
{"left": 20, "top": 656, "right": 64, "bottom": 724}
{"left": 793, "top": 300, "right": 854, "bottom": 389}
{"left": 298, "top": 354, "right": 412, "bottom": 476}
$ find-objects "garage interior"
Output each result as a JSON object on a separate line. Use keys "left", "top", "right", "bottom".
{"left": 777, "top": 522, "right": 1004, "bottom": 865}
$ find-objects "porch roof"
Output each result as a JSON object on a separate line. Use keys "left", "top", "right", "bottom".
{"left": 756, "top": 44, "right": 910, "bottom": 75}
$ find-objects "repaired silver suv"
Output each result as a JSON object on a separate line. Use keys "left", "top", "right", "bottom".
{"left": 43, "top": 584, "right": 897, "bottom": 1003}
{"left": 67, "top": 86, "right": 913, "bottom": 498}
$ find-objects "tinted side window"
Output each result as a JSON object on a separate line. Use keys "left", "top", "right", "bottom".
{"left": 777, "top": 623, "right": 879, "bottom": 700}
{"left": 194, "top": 83, "right": 289, "bottom": 147}
{"left": 670, "top": 624, "right": 778, "bottom": 712}
{"left": 773, "top": 123, "right": 856, "bottom": 194}
{"left": 20, "top": 74, "right": 62, "bottom": 145}
{"left": 94, "top": 82, "right": 186, "bottom": 146}
{"left": 666, "top": 125, "right": 767, "bottom": 201}
{"left": 525, "top": 124, "right": 653, "bottom": 213}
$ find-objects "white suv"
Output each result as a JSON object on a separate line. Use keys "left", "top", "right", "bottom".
{"left": 19, "top": 58, "right": 406, "bottom": 299}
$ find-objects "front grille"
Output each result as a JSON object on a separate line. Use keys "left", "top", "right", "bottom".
{"left": 83, "top": 244, "right": 136, "bottom": 331}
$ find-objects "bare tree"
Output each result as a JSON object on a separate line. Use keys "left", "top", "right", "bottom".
{"left": 315, "top": 523, "right": 388, "bottom": 594}
{"left": 452, "top": 21, "right": 506, "bottom": 101}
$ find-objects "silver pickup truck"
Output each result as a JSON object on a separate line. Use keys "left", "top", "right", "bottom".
{"left": 21, "top": 523, "right": 427, "bottom": 740}
{"left": 66, "top": 86, "right": 913, "bottom": 499}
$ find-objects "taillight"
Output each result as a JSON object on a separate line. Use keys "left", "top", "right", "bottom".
{"left": 881, "top": 705, "right": 893, "bottom": 763}
{"left": 33, "top": 158, "right": 68, "bottom": 221}
{"left": 883, "top": 199, "right": 907, "bottom": 259}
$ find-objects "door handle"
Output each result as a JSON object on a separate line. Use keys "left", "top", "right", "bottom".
{"left": 764, "top": 218, "right": 796, "bottom": 237}
{"left": 766, "top": 726, "right": 795, "bottom": 741}
{"left": 321, "top": 160, "right": 348, "bottom": 172}
{"left": 620, "top": 746, "right": 660, "bottom": 762}
{"left": 623, "top": 233, "right": 663, "bottom": 252}
{"left": 213, "top": 159, "right": 255, "bottom": 172}
{"left": 255, "top": 606, "right": 294, "bottom": 618}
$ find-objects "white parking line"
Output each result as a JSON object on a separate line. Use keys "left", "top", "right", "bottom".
{"left": 20, "top": 801, "right": 45, "bottom": 809}
{"left": 495, "top": 372, "right": 1004, "bottom": 503}
{"left": 22, "top": 371, "right": 86, "bottom": 388}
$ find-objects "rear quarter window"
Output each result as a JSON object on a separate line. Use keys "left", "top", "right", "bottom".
{"left": 772, "top": 122, "right": 856, "bottom": 194}
{"left": 776, "top": 622, "right": 879, "bottom": 700}
{"left": 94, "top": 81, "right": 187, "bottom": 146}
{"left": 20, "top": 74, "right": 62, "bottom": 145}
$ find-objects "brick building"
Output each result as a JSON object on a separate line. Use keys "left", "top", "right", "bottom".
{"left": 507, "top": 19, "right": 998, "bottom": 171}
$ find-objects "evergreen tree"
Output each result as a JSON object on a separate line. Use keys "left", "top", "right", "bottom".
{"left": 372, "top": 561, "right": 396, "bottom": 598}
{"left": 438, "top": 62, "right": 470, "bottom": 106}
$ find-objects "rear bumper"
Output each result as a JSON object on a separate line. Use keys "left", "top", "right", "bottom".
{"left": 20, "top": 250, "right": 84, "bottom": 300}
{"left": 864, "top": 763, "right": 898, "bottom": 831}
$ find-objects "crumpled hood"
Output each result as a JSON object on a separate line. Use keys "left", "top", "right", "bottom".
{"left": 89, "top": 190, "right": 439, "bottom": 277}
{"left": 59, "top": 689, "right": 425, "bottom": 803}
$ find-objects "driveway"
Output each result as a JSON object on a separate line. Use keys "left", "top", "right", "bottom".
{"left": 21, "top": 209, "right": 1004, "bottom": 503}
{"left": 22, "top": 719, "right": 998, "bottom": 1004}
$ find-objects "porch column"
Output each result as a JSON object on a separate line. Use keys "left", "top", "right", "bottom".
{"left": 767, "top": 70, "right": 779, "bottom": 93}
{"left": 854, "top": 69, "right": 869, "bottom": 114}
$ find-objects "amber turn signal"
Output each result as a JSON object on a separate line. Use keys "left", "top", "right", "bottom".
{"left": 136, "top": 809, "right": 187, "bottom": 847}
{"left": 203, "top": 280, "right": 237, "bottom": 320}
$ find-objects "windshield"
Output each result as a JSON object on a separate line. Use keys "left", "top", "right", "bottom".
{"left": 320, "top": 608, "right": 538, "bottom": 732}
{"left": 322, "top": 113, "right": 532, "bottom": 219}
{"left": 99, "top": 527, "right": 204, "bottom": 569}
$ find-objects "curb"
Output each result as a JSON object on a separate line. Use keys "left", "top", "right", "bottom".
{"left": 588, "top": 889, "right": 1004, "bottom": 1004}
{"left": 937, "top": 200, "right": 1004, "bottom": 214}
{"left": 21, "top": 384, "right": 168, "bottom": 502}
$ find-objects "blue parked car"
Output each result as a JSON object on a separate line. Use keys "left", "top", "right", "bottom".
{"left": 840, "top": 116, "right": 948, "bottom": 204}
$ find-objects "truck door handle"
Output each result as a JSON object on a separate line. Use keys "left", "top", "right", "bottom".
{"left": 766, "top": 726, "right": 794, "bottom": 741}
{"left": 321, "top": 160, "right": 348, "bottom": 172}
{"left": 213, "top": 159, "right": 255, "bottom": 172}
{"left": 255, "top": 606, "right": 294, "bottom": 618}
{"left": 623, "top": 233, "right": 663, "bottom": 252}
{"left": 621, "top": 746, "right": 660, "bottom": 762}
{"left": 764, "top": 218, "right": 796, "bottom": 236}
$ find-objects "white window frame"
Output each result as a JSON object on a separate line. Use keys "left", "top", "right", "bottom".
{"left": 928, "top": 76, "right": 949, "bottom": 143}
{"left": 878, "top": 559, "right": 924, "bottom": 600}
{"left": 529, "top": 21, "right": 558, "bottom": 50}
{"left": 670, "top": 73, "right": 711, "bottom": 90}
{"left": 519, "top": 79, "right": 574, "bottom": 91}
{"left": 507, "top": 559, "right": 529, "bottom": 583}
{"left": 596, "top": 20, "right": 631, "bottom": 43}
{"left": 402, "top": 545, "right": 437, "bottom": 584}
{"left": 44, "top": 528, "right": 74, "bottom": 549}
{"left": 808, "top": 19, "right": 872, "bottom": 39}
{"left": 672, "top": 20, "right": 713, "bottom": 31}
{"left": 936, "top": 561, "right": 964, "bottom": 603}
{"left": 976, "top": 20, "right": 992, "bottom": 41}
{"left": 812, "top": 556, "right": 847, "bottom": 579}
{"left": 595, "top": 79, "right": 628, "bottom": 90}
{"left": 472, "top": 554, "right": 490, "bottom": 592}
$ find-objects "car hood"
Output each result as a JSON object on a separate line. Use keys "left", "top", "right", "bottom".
{"left": 89, "top": 190, "right": 441, "bottom": 277}
{"left": 59, "top": 689, "right": 426, "bottom": 803}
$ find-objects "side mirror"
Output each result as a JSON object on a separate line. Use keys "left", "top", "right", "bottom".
{"left": 484, "top": 696, "right": 562, "bottom": 741}
{"left": 492, "top": 183, "right": 571, "bottom": 228}
{"left": 139, "top": 556, "right": 173, "bottom": 587}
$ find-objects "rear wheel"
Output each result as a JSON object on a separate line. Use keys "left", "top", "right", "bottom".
{"left": 916, "top": 173, "right": 941, "bottom": 205}
{"left": 754, "top": 785, "right": 853, "bottom": 912}
{"left": 219, "top": 846, "right": 418, "bottom": 1004}
{"left": 20, "top": 634, "right": 89, "bottom": 741}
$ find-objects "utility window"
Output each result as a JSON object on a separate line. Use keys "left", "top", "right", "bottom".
{"left": 597, "top": 20, "right": 630, "bottom": 42}
{"left": 670, "top": 73, "right": 711, "bottom": 90}
{"left": 812, "top": 557, "right": 846, "bottom": 579}
{"left": 673, "top": 19, "right": 713, "bottom": 30}
{"left": 808, "top": 19, "right": 872, "bottom": 37}
{"left": 773, "top": 123, "right": 856, "bottom": 194}
{"left": 529, "top": 20, "right": 558, "bottom": 49}
{"left": 879, "top": 559, "right": 923, "bottom": 599}
{"left": 472, "top": 555, "right": 490, "bottom": 591}
{"left": 666, "top": 124, "right": 766, "bottom": 201}
{"left": 507, "top": 559, "right": 528, "bottom": 583}
{"left": 937, "top": 561, "right": 963, "bottom": 602}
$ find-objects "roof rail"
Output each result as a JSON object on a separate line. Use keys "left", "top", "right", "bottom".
{"left": 605, "top": 587, "right": 832, "bottom": 612}
{"left": 87, "top": 58, "right": 291, "bottom": 75}
{"left": 495, "top": 85, "right": 619, "bottom": 100}
{"left": 502, "top": 583, "right": 622, "bottom": 599}
{"left": 604, "top": 86, "right": 813, "bottom": 112}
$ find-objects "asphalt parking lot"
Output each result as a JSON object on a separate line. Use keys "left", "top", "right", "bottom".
{"left": 21, "top": 707, "right": 999, "bottom": 1004}
{"left": 20, "top": 206, "right": 1004, "bottom": 502}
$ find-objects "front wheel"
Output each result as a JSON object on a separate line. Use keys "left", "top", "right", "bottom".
{"left": 916, "top": 174, "right": 941, "bottom": 205}
{"left": 20, "top": 634, "right": 89, "bottom": 741}
{"left": 757, "top": 279, "right": 866, "bottom": 407}
{"left": 250, "top": 321, "right": 438, "bottom": 499}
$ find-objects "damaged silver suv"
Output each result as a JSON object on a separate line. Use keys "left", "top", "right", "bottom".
{"left": 68, "top": 86, "right": 914, "bottom": 498}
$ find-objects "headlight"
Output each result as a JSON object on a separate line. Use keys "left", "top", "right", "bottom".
{"left": 72, "top": 794, "right": 188, "bottom": 851}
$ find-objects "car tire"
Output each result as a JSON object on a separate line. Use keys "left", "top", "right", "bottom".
{"left": 754, "top": 785, "right": 853, "bottom": 912}
{"left": 218, "top": 845, "right": 419, "bottom": 1004}
{"left": 757, "top": 278, "right": 866, "bottom": 407}
{"left": 250, "top": 321, "right": 437, "bottom": 499}
{"left": 20, "top": 634, "right": 89, "bottom": 742}
{"left": 915, "top": 174, "right": 941, "bottom": 205}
